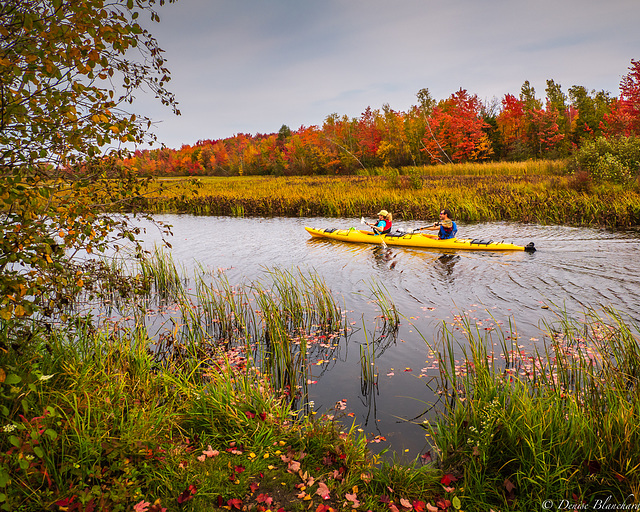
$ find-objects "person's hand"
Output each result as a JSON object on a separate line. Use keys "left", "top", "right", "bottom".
{"left": 433, "top": 222, "right": 439, "bottom": 227}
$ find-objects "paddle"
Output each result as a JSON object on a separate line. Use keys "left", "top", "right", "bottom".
{"left": 361, "top": 217, "right": 387, "bottom": 247}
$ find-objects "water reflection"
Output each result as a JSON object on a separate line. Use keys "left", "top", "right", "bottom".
{"left": 135, "top": 215, "right": 640, "bottom": 461}
{"left": 435, "top": 253, "right": 460, "bottom": 283}
{"left": 372, "top": 246, "right": 399, "bottom": 271}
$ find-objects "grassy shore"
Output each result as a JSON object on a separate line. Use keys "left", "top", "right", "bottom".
{"left": 137, "top": 161, "right": 640, "bottom": 228}
{"left": 3, "top": 250, "right": 640, "bottom": 511}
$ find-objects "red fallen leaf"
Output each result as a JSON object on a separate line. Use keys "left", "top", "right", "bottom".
{"left": 228, "top": 498, "right": 243, "bottom": 509}
{"left": 436, "top": 499, "right": 451, "bottom": 509}
{"left": 234, "top": 465, "right": 246, "bottom": 474}
{"left": 288, "top": 460, "right": 301, "bottom": 472}
{"left": 316, "top": 505, "right": 334, "bottom": 512}
{"left": 259, "top": 412, "right": 267, "bottom": 421}
{"left": 246, "top": 411, "right": 256, "bottom": 419}
{"left": 504, "top": 478, "right": 516, "bottom": 493}
{"left": 614, "top": 473, "right": 626, "bottom": 482}
{"left": 345, "top": 493, "right": 360, "bottom": 508}
{"left": 177, "top": 484, "right": 197, "bottom": 504}
{"left": 216, "top": 495, "right": 224, "bottom": 507}
{"left": 55, "top": 497, "right": 77, "bottom": 506}
{"left": 584, "top": 460, "right": 601, "bottom": 474}
{"left": 379, "top": 495, "right": 391, "bottom": 504}
{"left": 420, "top": 452, "right": 432, "bottom": 463}
{"left": 399, "top": 498, "right": 412, "bottom": 509}
{"left": 440, "top": 473, "right": 457, "bottom": 486}
{"left": 316, "top": 482, "right": 331, "bottom": 500}
{"left": 250, "top": 482, "right": 260, "bottom": 492}
{"left": 389, "top": 504, "right": 400, "bottom": 512}
{"left": 257, "top": 494, "right": 273, "bottom": 505}
{"left": 412, "top": 500, "right": 426, "bottom": 512}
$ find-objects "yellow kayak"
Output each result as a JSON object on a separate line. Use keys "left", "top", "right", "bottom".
{"left": 305, "top": 227, "right": 536, "bottom": 252}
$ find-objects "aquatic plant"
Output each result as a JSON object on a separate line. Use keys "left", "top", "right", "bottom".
{"left": 423, "top": 307, "right": 640, "bottom": 510}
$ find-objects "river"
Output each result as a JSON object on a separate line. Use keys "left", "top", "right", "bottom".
{"left": 135, "top": 215, "right": 640, "bottom": 461}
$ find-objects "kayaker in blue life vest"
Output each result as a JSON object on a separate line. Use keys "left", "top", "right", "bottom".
{"left": 416, "top": 209, "right": 458, "bottom": 239}
{"left": 366, "top": 210, "right": 392, "bottom": 234}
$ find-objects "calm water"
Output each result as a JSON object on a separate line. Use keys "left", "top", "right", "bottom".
{"left": 137, "top": 215, "right": 640, "bottom": 461}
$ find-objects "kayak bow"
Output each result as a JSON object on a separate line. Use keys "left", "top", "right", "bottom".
{"left": 305, "top": 227, "right": 536, "bottom": 252}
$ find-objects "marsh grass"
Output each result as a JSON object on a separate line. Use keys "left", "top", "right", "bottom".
{"left": 0, "top": 253, "right": 450, "bottom": 511}
{"left": 424, "top": 307, "right": 640, "bottom": 510}
{"left": 367, "top": 278, "right": 401, "bottom": 344}
{"left": 138, "top": 161, "right": 640, "bottom": 227}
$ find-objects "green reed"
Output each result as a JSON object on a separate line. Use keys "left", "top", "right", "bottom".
{"left": 359, "top": 326, "right": 378, "bottom": 398}
{"left": 423, "top": 307, "right": 640, "bottom": 510}
{"left": 136, "top": 252, "right": 347, "bottom": 398}
{"left": 367, "top": 278, "right": 400, "bottom": 342}
{"left": 139, "top": 247, "right": 185, "bottom": 300}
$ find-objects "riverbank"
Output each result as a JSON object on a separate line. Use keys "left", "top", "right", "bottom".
{"left": 136, "top": 161, "right": 640, "bottom": 229}
{"left": 2, "top": 249, "right": 640, "bottom": 510}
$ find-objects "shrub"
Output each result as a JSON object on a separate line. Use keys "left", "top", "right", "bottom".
{"left": 572, "top": 136, "right": 640, "bottom": 185}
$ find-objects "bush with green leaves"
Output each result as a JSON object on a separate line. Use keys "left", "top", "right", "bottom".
{"left": 572, "top": 136, "right": 640, "bottom": 185}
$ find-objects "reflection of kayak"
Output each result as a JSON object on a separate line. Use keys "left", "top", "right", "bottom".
{"left": 305, "top": 227, "right": 536, "bottom": 252}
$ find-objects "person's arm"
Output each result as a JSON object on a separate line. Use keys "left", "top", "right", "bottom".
{"left": 417, "top": 222, "right": 439, "bottom": 231}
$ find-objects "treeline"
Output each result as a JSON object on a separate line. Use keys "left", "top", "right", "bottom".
{"left": 123, "top": 60, "right": 640, "bottom": 177}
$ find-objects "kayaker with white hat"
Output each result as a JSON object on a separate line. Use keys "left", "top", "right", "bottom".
{"left": 365, "top": 210, "right": 393, "bottom": 234}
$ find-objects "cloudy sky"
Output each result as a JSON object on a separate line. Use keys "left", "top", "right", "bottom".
{"left": 134, "top": 0, "right": 639, "bottom": 149}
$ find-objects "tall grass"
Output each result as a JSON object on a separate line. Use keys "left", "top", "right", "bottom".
{"left": 424, "top": 307, "right": 640, "bottom": 510}
{"left": 136, "top": 162, "right": 640, "bottom": 227}
{"left": 0, "top": 254, "right": 451, "bottom": 511}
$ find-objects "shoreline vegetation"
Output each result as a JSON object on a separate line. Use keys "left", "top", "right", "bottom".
{"left": 137, "top": 161, "right": 640, "bottom": 229}
{"left": 4, "top": 3, "right": 639, "bottom": 510}
{"left": 3, "top": 249, "right": 640, "bottom": 510}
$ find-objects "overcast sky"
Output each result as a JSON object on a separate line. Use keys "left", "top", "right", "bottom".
{"left": 133, "top": 0, "right": 640, "bottom": 149}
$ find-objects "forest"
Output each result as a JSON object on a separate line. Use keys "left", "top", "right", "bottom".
{"left": 123, "top": 60, "right": 640, "bottom": 177}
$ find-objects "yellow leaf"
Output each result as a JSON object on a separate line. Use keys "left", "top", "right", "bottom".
{"left": 109, "top": 126, "right": 119, "bottom": 134}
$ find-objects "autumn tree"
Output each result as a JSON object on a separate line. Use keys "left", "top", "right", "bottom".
{"left": 603, "top": 59, "right": 640, "bottom": 137}
{"left": 0, "top": 0, "right": 178, "bottom": 345}
{"left": 568, "top": 85, "right": 613, "bottom": 144}
{"left": 422, "top": 89, "right": 493, "bottom": 163}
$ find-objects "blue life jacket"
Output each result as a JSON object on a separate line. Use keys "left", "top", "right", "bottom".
{"left": 439, "top": 221, "right": 458, "bottom": 240}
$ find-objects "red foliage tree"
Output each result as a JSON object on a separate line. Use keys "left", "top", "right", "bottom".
{"left": 603, "top": 59, "right": 640, "bottom": 136}
{"left": 422, "top": 89, "right": 493, "bottom": 163}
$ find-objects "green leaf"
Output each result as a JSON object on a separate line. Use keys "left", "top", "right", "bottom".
{"left": 44, "top": 429, "right": 58, "bottom": 440}
{"left": 452, "top": 496, "right": 461, "bottom": 510}
{"left": 34, "top": 446, "right": 44, "bottom": 458}
{"left": 0, "top": 466, "right": 10, "bottom": 487}
{"left": 9, "top": 436, "right": 20, "bottom": 448}
{"left": 4, "top": 374, "right": 21, "bottom": 385}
